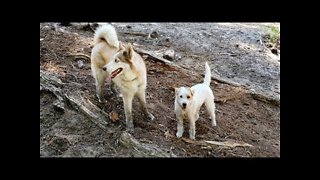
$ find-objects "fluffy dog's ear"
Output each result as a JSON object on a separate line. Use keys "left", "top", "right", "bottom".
{"left": 190, "top": 89, "right": 195, "bottom": 96}
{"left": 123, "top": 43, "right": 133, "bottom": 60}
{"left": 175, "top": 88, "right": 179, "bottom": 96}
{"left": 119, "top": 42, "right": 125, "bottom": 50}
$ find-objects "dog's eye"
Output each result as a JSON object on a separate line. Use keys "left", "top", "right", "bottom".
{"left": 180, "top": 95, "right": 182, "bottom": 98}
{"left": 187, "top": 96, "right": 190, "bottom": 99}
{"left": 115, "top": 58, "right": 119, "bottom": 63}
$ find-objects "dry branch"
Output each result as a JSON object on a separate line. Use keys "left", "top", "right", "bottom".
{"left": 251, "top": 92, "right": 280, "bottom": 106}
{"left": 134, "top": 47, "right": 241, "bottom": 87}
{"left": 66, "top": 53, "right": 91, "bottom": 61}
{"left": 123, "top": 32, "right": 149, "bottom": 37}
{"left": 40, "top": 70, "right": 108, "bottom": 130}
{"left": 40, "top": 70, "right": 65, "bottom": 103}
{"left": 134, "top": 47, "right": 179, "bottom": 67}
{"left": 64, "top": 93, "right": 108, "bottom": 130}
{"left": 118, "top": 132, "right": 176, "bottom": 157}
{"left": 205, "top": 140, "right": 252, "bottom": 148}
{"left": 182, "top": 137, "right": 253, "bottom": 148}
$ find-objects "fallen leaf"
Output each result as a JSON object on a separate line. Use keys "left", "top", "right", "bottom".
{"left": 164, "top": 130, "right": 173, "bottom": 139}
{"left": 109, "top": 111, "right": 119, "bottom": 122}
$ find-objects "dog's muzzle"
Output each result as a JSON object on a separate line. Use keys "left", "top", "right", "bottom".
{"left": 182, "top": 103, "right": 187, "bottom": 109}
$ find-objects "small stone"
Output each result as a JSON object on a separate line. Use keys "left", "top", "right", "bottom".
{"left": 77, "top": 60, "right": 84, "bottom": 69}
{"left": 163, "top": 49, "right": 175, "bottom": 61}
{"left": 53, "top": 100, "right": 65, "bottom": 112}
{"left": 271, "top": 48, "right": 278, "bottom": 55}
{"left": 150, "top": 31, "right": 159, "bottom": 38}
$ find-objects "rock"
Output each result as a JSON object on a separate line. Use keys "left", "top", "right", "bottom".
{"left": 81, "top": 23, "right": 92, "bottom": 31}
{"left": 77, "top": 60, "right": 84, "bottom": 69}
{"left": 60, "top": 22, "right": 71, "bottom": 26}
{"left": 150, "top": 31, "right": 159, "bottom": 38}
{"left": 53, "top": 99, "right": 65, "bottom": 112}
{"left": 243, "top": 102, "right": 250, "bottom": 106}
{"left": 271, "top": 48, "right": 278, "bottom": 55}
{"left": 163, "top": 49, "right": 175, "bottom": 61}
{"left": 42, "top": 25, "right": 51, "bottom": 31}
{"left": 90, "top": 23, "right": 99, "bottom": 30}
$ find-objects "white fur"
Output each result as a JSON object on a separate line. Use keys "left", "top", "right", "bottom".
{"left": 174, "top": 62, "right": 216, "bottom": 140}
{"left": 91, "top": 24, "right": 120, "bottom": 102}
{"left": 103, "top": 44, "right": 154, "bottom": 132}
{"left": 94, "top": 24, "right": 119, "bottom": 48}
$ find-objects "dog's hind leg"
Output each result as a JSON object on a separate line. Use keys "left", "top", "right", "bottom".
{"left": 137, "top": 89, "right": 155, "bottom": 121}
{"left": 122, "top": 94, "right": 134, "bottom": 132}
{"left": 205, "top": 97, "right": 216, "bottom": 127}
{"left": 93, "top": 68, "right": 107, "bottom": 103}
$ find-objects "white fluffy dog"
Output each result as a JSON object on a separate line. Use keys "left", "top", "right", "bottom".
{"left": 174, "top": 62, "right": 216, "bottom": 140}
{"left": 91, "top": 24, "right": 120, "bottom": 103}
{"left": 102, "top": 43, "right": 155, "bottom": 132}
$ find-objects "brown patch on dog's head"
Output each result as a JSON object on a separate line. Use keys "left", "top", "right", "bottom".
{"left": 175, "top": 87, "right": 193, "bottom": 109}
{"left": 187, "top": 88, "right": 194, "bottom": 100}
{"left": 190, "top": 88, "right": 195, "bottom": 96}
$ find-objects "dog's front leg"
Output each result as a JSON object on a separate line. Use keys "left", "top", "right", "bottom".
{"left": 122, "top": 94, "right": 134, "bottom": 132}
{"left": 176, "top": 115, "right": 184, "bottom": 138}
{"left": 111, "top": 81, "right": 122, "bottom": 97}
{"left": 189, "top": 118, "right": 196, "bottom": 140}
{"left": 137, "top": 89, "right": 154, "bottom": 121}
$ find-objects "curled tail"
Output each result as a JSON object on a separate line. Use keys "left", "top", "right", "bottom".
{"left": 93, "top": 23, "right": 119, "bottom": 49}
{"left": 203, "top": 62, "right": 211, "bottom": 86}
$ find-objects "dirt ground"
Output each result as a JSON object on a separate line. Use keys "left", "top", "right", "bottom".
{"left": 40, "top": 23, "right": 280, "bottom": 157}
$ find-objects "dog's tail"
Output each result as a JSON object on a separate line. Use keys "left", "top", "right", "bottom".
{"left": 93, "top": 23, "right": 119, "bottom": 49}
{"left": 203, "top": 62, "right": 211, "bottom": 86}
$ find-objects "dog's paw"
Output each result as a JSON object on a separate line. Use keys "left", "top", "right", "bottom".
{"left": 212, "top": 121, "right": 216, "bottom": 127}
{"left": 98, "top": 99, "right": 105, "bottom": 104}
{"left": 189, "top": 135, "right": 195, "bottom": 140}
{"left": 96, "top": 94, "right": 105, "bottom": 103}
{"left": 125, "top": 128, "right": 134, "bottom": 133}
{"left": 126, "top": 123, "right": 134, "bottom": 133}
{"left": 111, "top": 89, "right": 123, "bottom": 98}
{"left": 176, "top": 132, "right": 183, "bottom": 138}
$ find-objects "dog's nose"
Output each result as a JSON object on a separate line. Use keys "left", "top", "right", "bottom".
{"left": 102, "top": 67, "right": 106, "bottom": 71}
{"left": 182, "top": 103, "right": 187, "bottom": 108}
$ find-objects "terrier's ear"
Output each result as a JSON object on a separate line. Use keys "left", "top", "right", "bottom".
{"left": 175, "top": 88, "right": 179, "bottom": 96}
{"left": 190, "top": 89, "right": 195, "bottom": 96}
